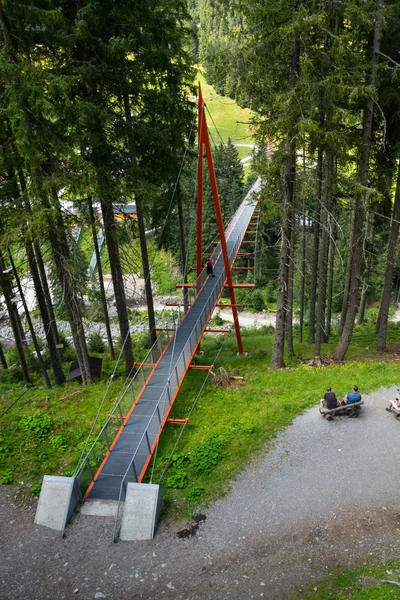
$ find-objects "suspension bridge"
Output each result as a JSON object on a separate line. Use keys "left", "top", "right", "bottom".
{"left": 35, "top": 84, "right": 263, "bottom": 539}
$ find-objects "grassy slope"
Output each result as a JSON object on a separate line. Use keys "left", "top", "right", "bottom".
{"left": 2, "top": 323, "right": 400, "bottom": 497}
{"left": 196, "top": 70, "right": 255, "bottom": 164}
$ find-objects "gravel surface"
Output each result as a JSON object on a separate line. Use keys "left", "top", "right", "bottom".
{"left": 2, "top": 385, "right": 400, "bottom": 600}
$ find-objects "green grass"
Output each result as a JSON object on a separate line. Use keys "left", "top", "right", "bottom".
{"left": 0, "top": 379, "right": 121, "bottom": 490}
{"left": 291, "top": 561, "right": 400, "bottom": 599}
{"left": 196, "top": 69, "right": 255, "bottom": 150}
{"left": 2, "top": 321, "right": 400, "bottom": 500}
{"left": 2, "top": 320, "right": 400, "bottom": 501}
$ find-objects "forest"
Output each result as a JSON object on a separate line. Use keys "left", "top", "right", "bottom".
{"left": 0, "top": 0, "right": 400, "bottom": 386}
{"left": 3, "top": 2, "right": 400, "bottom": 595}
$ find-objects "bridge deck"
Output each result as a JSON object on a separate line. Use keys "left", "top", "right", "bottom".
{"left": 88, "top": 181, "right": 260, "bottom": 500}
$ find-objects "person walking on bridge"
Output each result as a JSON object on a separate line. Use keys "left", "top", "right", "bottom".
{"left": 206, "top": 258, "right": 215, "bottom": 278}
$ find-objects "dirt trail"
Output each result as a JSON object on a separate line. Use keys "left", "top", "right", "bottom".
{"left": 2, "top": 386, "right": 400, "bottom": 599}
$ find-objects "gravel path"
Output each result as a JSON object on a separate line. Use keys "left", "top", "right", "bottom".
{"left": 2, "top": 386, "right": 400, "bottom": 600}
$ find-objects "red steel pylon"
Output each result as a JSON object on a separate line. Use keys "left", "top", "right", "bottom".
{"left": 196, "top": 83, "right": 244, "bottom": 355}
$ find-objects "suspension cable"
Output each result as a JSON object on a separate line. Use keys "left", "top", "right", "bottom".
{"left": 156, "top": 336, "right": 227, "bottom": 485}
{"left": 75, "top": 107, "right": 199, "bottom": 472}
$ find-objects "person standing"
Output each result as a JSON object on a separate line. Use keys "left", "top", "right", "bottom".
{"left": 206, "top": 258, "right": 215, "bottom": 278}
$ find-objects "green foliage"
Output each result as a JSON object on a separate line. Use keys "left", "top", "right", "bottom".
{"left": 265, "top": 281, "right": 277, "bottom": 304}
{"left": 57, "top": 333, "right": 76, "bottom": 363}
{"left": 190, "top": 437, "right": 224, "bottom": 473}
{"left": 30, "top": 482, "right": 42, "bottom": 497}
{"left": 0, "top": 438, "right": 12, "bottom": 455}
{"left": 150, "top": 249, "right": 182, "bottom": 294}
{"left": 19, "top": 414, "right": 52, "bottom": 440}
{"left": 241, "top": 423, "right": 258, "bottom": 435}
{"left": 0, "top": 469, "right": 13, "bottom": 484}
{"left": 166, "top": 471, "right": 189, "bottom": 489}
{"left": 170, "top": 452, "right": 191, "bottom": 468}
{"left": 50, "top": 434, "right": 68, "bottom": 452}
{"left": 213, "top": 312, "right": 224, "bottom": 326}
{"left": 187, "top": 486, "right": 205, "bottom": 500}
{"left": 87, "top": 333, "right": 106, "bottom": 354}
{"left": 249, "top": 290, "right": 265, "bottom": 312}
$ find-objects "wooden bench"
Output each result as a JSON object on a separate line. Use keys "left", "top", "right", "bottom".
{"left": 319, "top": 400, "right": 364, "bottom": 421}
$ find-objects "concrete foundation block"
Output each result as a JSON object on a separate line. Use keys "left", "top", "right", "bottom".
{"left": 35, "top": 475, "right": 81, "bottom": 532}
{"left": 120, "top": 483, "right": 163, "bottom": 541}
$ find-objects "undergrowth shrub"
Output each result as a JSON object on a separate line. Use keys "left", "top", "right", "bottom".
{"left": 0, "top": 469, "right": 13, "bottom": 484}
{"left": 50, "top": 434, "right": 68, "bottom": 452}
{"left": 191, "top": 437, "right": 224, "bottom": 473}
{"left": 249, "top": 290, "right": 265, "bottom": 312}
{"left": 166, "top": 471, "right": 188, "bottom": 489}
{"left": 31, "top": 482, "right": 42, "bottom": 497}
{"left": 241, "top": 423, "right": 258, "bottom": 434}
{"left": 213, "top": 312, "right": 224, "bottom": 326}
{"left": 76, "top": 438, "right": 108, "bottom": 470}
{"left": 170, "top": 453, "right": 190, "bottom": 468}
{"left": 0, "top": 361, "right": 24, "bottom": 383}
{"left": 0, "top": 437, "right": 12, "bottom": 455}
{"left": 187, "top": 486, "right": 205, "bottom": 500}
{"left": 88, "top": 333, "right": 106, "bottom": 354}
{"left": 19, "top": 413, "right": 52, "bottom": 440}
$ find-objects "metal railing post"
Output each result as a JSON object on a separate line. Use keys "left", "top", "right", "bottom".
{"left": 118, "top": 403, "right": 124, "bottom": 425}
{"left": 145, "top": 431, "right": 151, "bottom": 453}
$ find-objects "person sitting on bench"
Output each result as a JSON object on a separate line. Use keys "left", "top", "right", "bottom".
{"left": 386, "top": 397, "right": 400, "bottom": 412}
{"left": 341, "top": 385, "right": 361, "bottom": 405}
{"left": 321, "top": 386, "right": 338, "bottom": 409}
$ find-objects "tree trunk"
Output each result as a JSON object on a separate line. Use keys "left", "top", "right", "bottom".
{"left": 48, "top": 194, "right": 92, "bottom": 384}
{"left": 176, "top": 184, "right": 189, "bottom": 314}
{"left": 26, "top": 233, "right": 66, "bottom": 384}
{"left": 332, "top": 0, "right": 383, "bottom": 361}
{"left": 376, "top": 160, "right": 400, "bottom": 351}
{"left": 338, "top": 239, "right": 352, "bottom": 335}
{"left": 100, "top": 198, "right": 134, "bottom": 376}
{"left": 8, "top": 250, "right": 51, "bottom": 388}
{"left": 0, "top": 342, "right": 7, "bottom": 369}
{"left": 298, "top": 152, "right": 307, "bottom": 343}
{"left": 13, "top": 167, "right": 66, "bottom": 384}
{"left": 308, "top": 147, "right": 323, "bottom": 344}
{"left": 270, "top": 196, "right": 290, "bottom": 368}
{"left": 16, "top": 167, "right": 63, "bottom": 362}
{"left": 315, "top": 153, "right": 332, "bottom": 357}
{"left": 271, "top": 33, "right": 300, "bottom": 367}
{"left": 14, "top": 300, "right": 26, "bottom": 347}
{"left": 88, "top": 197, "right": 115, "bottom": 359}
{"left": 123, "top": 88, "right": 157, "bottom": 346}
{"left": 325, "top": 214, "right": 336, "bottom": 339}
{"left": 298, "top": 205, "right": 306, "bottom": 343}
{"left": 286, "top": 177, "right": 296, "bottom": 358}
{"left": 357, "top": 225, "right": 373, "bottom": 325}
{"left": 0, "top": 251, "right": 31, "bottom": 383}
{"left": 271, "top": 140, "right": 294, "bottom": 367}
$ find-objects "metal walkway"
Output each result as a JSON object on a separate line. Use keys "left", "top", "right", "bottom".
{"left": 84, "top": 179, "right": 261, "bottom": 501}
